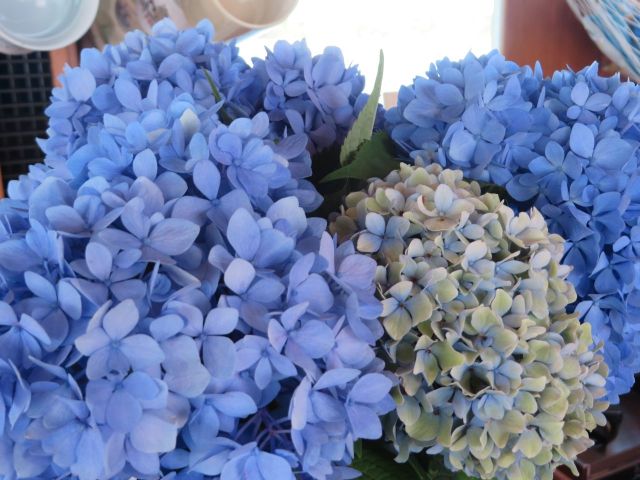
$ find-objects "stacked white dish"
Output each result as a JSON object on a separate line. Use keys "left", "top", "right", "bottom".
{"left": 0, "top": 0, "right": 98, "bottom": 54}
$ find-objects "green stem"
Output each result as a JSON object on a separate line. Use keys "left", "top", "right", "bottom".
{"left": 408, "top": 456, "right": 429, "bottom": 480}
{"left": 202, "top": 69, "right": 233, "bottom": 124}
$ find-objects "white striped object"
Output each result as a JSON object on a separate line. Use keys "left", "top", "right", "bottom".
{"left": 567, "top": 0, "right": 640, "bottom": 80}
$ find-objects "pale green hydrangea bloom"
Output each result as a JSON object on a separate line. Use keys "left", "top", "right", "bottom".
{"left": 330, "top": 162, "right": 609, "bottom": 480}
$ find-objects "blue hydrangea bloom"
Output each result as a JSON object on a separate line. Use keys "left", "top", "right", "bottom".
{"left": 386, "top": 51, "right": 640, "bottom": 403}
{"left": 253, "top": 40, "right": 369, "bottom": 152}
{"left": 0, "top": 19, "right": 392, "bottom": 480}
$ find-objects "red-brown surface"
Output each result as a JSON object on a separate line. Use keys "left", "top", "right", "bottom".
{"left": 49, "top": 44, "right": 79, "bottom": 87}
{"left": 501, "top": 0, "right": 612, "bottom": 74}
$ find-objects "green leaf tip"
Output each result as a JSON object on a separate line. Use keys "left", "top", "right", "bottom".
{"left": 320, "top": 131, "right": 398, "bottom": 184}
{"left": 339, "top": 49, "right": 385, "bottom": 165}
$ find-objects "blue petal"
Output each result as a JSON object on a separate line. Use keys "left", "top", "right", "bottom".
{"left": 254, "top": 229, "right": 294, "bottom": 268}
{"left": 126, "top": 447, "right": 160, "bottom": 475}
{"left": 67, "top": 67, "right": 96, "bottom": 102}
{"left": 114, "top": 78, "right": 142, "bottom": 111}
{"left": 189, "top": 406, "right": 221, "bottom": 448}
{"left": 85, "top": 242, "right": 113, "bottom": 282}
{"left": 193, "top": 159, "right": 220, "bottom": 200}
{"left": 570, "top": 82, "right": 589, "bottom": 106}
{"left": 71, "top": 428, "right": 104, "bottom": 480}
{"left": 291, "top": 274, "right": 334, "bottom": 313}
{"left": 150, "top": 315, "right": 184, "bottom": 341}
{"left": 569, "top": 123, "right": 594, "bottom": 158}
{"left": 435, "top": 83, "right": 463, "bottom": 106}
{"left": 267, "top": 197, "right": 307, "bottom": 236}
{"left": 127, "top": 60, "right": 157, "bottom": 80}
{"left": 148, "top": 219, "right": 199, "bottom": 256}
{"left": 158, "top": 53, "right": 185, "bottom": 78}
{"left": 254, "top": 356, "right": 273, "bottom": 389}
{"left": 46, "top": 205, "right": 86, "bottom": 233}
{"left": 203, "top": 336, "right": 236, "bottom": 379}
{"left": 0, "top": 240, "right": 40, "bottom": 272}
{"left": 224, "top": 259, "right": 256, "bottom": 295}
{"left": 314, "top": 368, "right": 360, "bottom": 390}
{"left": 106, "top": 389, "right": 143, "bottom": 432}
{"left": 133, "top": 149, "right": 158, "bottom": 179}
{"left": 75, "top": 327, "right": 110, "bottom": 356}
{"left": 291, "top": 320, "right": 335, "bottom": 358}
{"left": 227, "top": 208, "right": 260, "bottom": 260}
{"left": 210, "top": 392, "right": 257, "bottom": 418}
{"left": 311, "top": 391, "right": 344, "bottom": 422}
{"left": 162, "top": 336, "right": 210, "bottom": 398}
{"left": 346, "top": 404, "right": 382, "bottom": 439}
{"left": 204, "top": 307, "right": 238, "bottom": 335}
{"left": 257, "top": 451, "right": 295, "bottom": 480}
{"left": 348, "top": 373, "right": 392, "bottom": 404}
{"left": 130, "top": 413, "right": 177, "bottom": 454}
{"left": 24, "top": 271, "right": 57, "bottom": 303}
{"left": 120, "top": 334, "right": 164, "bottom": 369}
{"left": 123, "top": 371, "right": 162, "bottom": 400}
{"left": 592, "top": 138, "right": 634, "bottom": 170}
{"left": 103, "top": 299, "right": 139, "bottom": 340}
{"left": 448, "top": 129, "right": 476, "bottom": 164}
{"left": 57, "top": 280, "right": 82, "bottom": 320}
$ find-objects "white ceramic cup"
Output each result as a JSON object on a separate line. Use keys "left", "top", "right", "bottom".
{"left": 94, "top": 0, "right": 298, "bottom": 46}
{"left": 0, "top": 0, "right": 99, "bottom": 51}
{"left": 0, "top": 36, "right": 30, "bottom": 55}
{"left": 180, "top": 0, "right": 299, "bottom": 41}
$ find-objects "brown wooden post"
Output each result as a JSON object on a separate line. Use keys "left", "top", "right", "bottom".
{"left": 49, "top": 43, "right": 79, "bottom": 87}
{"left": 500, "top": 0, "right": 613, "bottom": 74}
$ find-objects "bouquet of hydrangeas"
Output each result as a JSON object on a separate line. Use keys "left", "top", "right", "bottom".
{"left": 0, "top": 18, "right": 621, "bottom": 480}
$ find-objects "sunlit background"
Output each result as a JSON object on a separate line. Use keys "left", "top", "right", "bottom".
{"left": 238, "top": 0, "right": 498, "bottom": 93}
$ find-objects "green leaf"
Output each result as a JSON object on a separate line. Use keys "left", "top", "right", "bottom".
{"left": 355, "top": 439, "right": 363, "bottom": 458}
{"left": 351, "top": 443, "right": 421, "bottom": 480}
{"left": 320, "top": 131, "right": 398, "bottom": 183}
{"left": 339, "top": 50, "right": 384, "bottom": 165}
{"left": 477, "top": 180, "right": 508, "bottom": 199}
{"left": 424, "top": 456, "right": 480, "bottom": 480}
{"left": 349, "top": 443, "right": 481, "bottom": 480}
{"left": 454, "top": 471, "right": 478, "bottom": 480}
{"left": 202, "top": 69, "right": 232, "bottom": 124}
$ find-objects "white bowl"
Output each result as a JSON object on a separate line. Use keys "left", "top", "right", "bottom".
{"left": 0, "top": 0, "right": 98, "bottom": 51}
{"left": 0, "top": 35, "right": 30, "bottom": 55}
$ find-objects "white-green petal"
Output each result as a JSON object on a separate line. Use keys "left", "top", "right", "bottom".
{"left": 357, "top": 232, "right": 382, "bottom": 253}
{"left": 384, "top": 308, "right": 412, "bottom": 341}
{"left": 365, "top": 211, "right": 385, "bottom": 236}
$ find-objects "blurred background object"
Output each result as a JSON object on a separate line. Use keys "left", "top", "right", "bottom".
{"left": 237, "top": 0, "right": 496, "bottom": 96}
{"left": 499, "top": 0, "right": 610, "bottom": 74}
{"left": 91, "top": 0, "right": 298, "bottom": 47}
{"left": 0, "top": 0, "right": 98, "bottom": 53}
{"left": 0, "top": 50, "right": 52, "bottom": 193}
{"left": 567, "top": 0, "right": 640, "bottom": 82}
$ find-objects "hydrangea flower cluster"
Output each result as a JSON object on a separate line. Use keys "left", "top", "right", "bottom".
{"left": 330, "top": 163, "right": 609, "bottom": 480}
{"left": 253, "top": 40, "right": 368, "bottom": 152}
{"left": 0, "top": 19, "right": 394, "bottom": 480}
{"left": 385, "top": 51, "right": 640, "bottom": 402}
